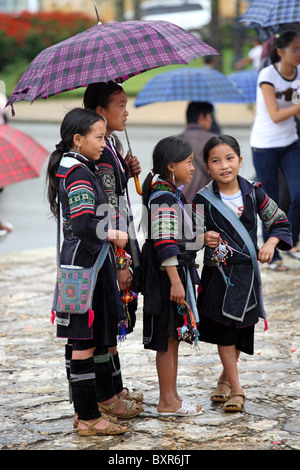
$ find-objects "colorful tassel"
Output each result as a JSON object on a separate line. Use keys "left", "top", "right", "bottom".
{"left": 177, "top": 301, "right": 199, "bottom": 348}
{"left": 88, "top": 309, "right": 94, "bottom": 328}
{"left": 117, "top": 289, "right": 137, "bottom": 342}
{"left": 50, "top": 310, "right": 56, "bottom": 325}
{"left": 264, "top": 318, "right": 268, "bottom": 332}
{"left": 115, "top": 249, "right": 131, "bottom": 270}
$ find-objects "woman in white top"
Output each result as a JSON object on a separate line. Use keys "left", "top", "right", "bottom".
{"left": 250, "top": 30, "right": 300, "bottom": 269}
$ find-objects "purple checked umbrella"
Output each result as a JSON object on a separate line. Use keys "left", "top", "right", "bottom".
{"left": 7, "top": 20, "right": 218, "bottom": 110}
{"left": 6, "top": 19, "right": 218, "bottom": 195}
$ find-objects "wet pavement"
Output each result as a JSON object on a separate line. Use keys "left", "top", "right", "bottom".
{"left": 1, "top": 99, "right": 299, "bottom": 455}
{"left": 0, "top": 246, "right": 299, "bottom": 453}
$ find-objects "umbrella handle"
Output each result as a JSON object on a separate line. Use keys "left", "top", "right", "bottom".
{"left": 125, "top": 128, "right": 142, "bottom": 195}
{"left": 134, "top": 174, "right": 142, "bottom": 195}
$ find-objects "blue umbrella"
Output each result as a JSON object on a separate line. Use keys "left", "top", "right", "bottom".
{"left": 134, "top": 67, "right": 244, "bottom": 107}
{"left": 229, "top": 70, "right": 258, "bottom": 103}
{"left": 240, "top": 0, "right": 300, "bottom": 40}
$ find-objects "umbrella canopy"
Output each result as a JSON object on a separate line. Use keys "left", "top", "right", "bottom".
{"left": 229, "top": 70, "right": 258, "bottom": 103}
{"left": 134, "top": 67, "right": 245, "bottom": 107}
{"left": 0, "top": 124, "right": 49, "bottom": 187}
{"left": 6, "top": 20, "right": 218, "bottom": 110}
{"left": 240, "top": 0, "right": 300, "bottom": 40}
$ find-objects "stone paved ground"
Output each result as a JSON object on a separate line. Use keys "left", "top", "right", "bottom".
{"left": 0, "top": 247, "right": 299, "bottom": 454}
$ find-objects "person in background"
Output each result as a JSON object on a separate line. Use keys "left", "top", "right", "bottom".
{"left": 179, "top": 101, "right": 216, "bottom": 202}
{"left": 234, "top": 38, "right": 263, "bottom": 71}
{"left": 0, "top": 90, "right": 7, "bottom": 125}
{"left": 250, "top": 30, "right": 300, "bottom": 269}
{"left": 0, "top": 219, "right": 13, "bottom": 241}
{"left": 202, "top": 56, "right": 222, "bottom": 134}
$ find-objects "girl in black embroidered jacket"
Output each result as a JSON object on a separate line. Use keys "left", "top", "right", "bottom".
{"left": 192, "top": 135, "right": 292, "bottom": 412}
{"left": 46, "top": 108, "right": 130, "bottom": 436}
{"left": 141, "top": 136, "right": 202, "bottom": 416}
{"left": 83, "top": 82, "right": 144, "bottom": 412}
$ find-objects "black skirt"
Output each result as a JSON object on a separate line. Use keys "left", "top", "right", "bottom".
{"left": 198, "top": 314, "right": 255, "bottom": 355}
{"left": 197, "top": 265, "right": 257, "bottom": 355}
{"left": 143, "top": 270, "right": 184, "bottom": 352}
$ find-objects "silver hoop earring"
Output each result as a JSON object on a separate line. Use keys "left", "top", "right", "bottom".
{"left": 77, "top": 145, "right": 81, "bottom": 153}
{"left": 172, "top": 170, "right": 175, "bottom": 184}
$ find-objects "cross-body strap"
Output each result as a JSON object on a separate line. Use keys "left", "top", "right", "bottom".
{"left": 148, "top": 188, "right": 198, "bottom": 321}
{"left": 200, "top": 186, "right": 267, "bottom": 328}
{"left": 56, "top": 156, "right": 111, "bottom": 270}
{"left": 56, "top": 203, "right": 110, "bottom": 271}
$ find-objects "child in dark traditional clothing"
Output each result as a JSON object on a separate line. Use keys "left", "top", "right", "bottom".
{"left": 192, "top": 135, "right": 293, "bottom": 412}
{"left": 141, "top": 136, "right": 202, "bottom": 416}
{"left": 47, "top": 108, "right": 130, "bottom": 436}
{"left": 83, "top": 82, "right": 144, "bottom": 415}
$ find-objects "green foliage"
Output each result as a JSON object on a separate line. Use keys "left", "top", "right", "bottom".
{"left": 0, "top": 11, "right": 94, "bottom": 73}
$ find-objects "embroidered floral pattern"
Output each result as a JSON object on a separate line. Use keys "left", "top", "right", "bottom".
{"left": 67, "top": 180, "right": 95, "bottom": 219}
{"left": 258, "top": 195, "right": 288, "bottom": 232}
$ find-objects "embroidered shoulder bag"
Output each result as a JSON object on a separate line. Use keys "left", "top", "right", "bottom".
{"left": 51, "top": 204, "right": 110, "bottom": 328}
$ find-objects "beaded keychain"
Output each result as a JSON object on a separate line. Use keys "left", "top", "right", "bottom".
{"left": 211, "top": 235, "right": 234, "bottom": 286}
{"left": 211, "top": 235, "right": 233, "bottom": 266}
{"left": 115, "top": 248, "right": 132, "bottom": 270}
{"left": 177, "top": 300, "right": 199, "bottom": 348}
{"left": 118, "top": 288, "right": 138, "bottom": 342}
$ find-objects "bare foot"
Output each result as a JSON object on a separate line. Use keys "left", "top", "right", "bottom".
{"left": 157, "top": 397, "right": 182, "bottom": 414}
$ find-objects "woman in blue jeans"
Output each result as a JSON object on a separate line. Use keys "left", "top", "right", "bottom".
{"left": 250, "top": 30, "right": 300, "bottom": 269}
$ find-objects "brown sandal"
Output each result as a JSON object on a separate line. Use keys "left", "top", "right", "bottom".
{"left": 223, "top": 392, "right": 246, "bottom": 412}
{"left": 119, "top": 388, "right": 144, "bottom": 403}
{"left": 73, "top": 412, "right": 117, "bottom": 429}
{"left": 98, "top": 397, "right": 143, "bottom": 419}
{"left": 210, "top": 381, "right": 231, "bottom": 403}
{"left": 77, "top": 416, "right": 127, "bottom": 436}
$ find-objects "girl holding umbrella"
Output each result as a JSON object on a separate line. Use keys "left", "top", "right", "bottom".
{"left": 83, "top": 81, "right": 143, "bottom": 419}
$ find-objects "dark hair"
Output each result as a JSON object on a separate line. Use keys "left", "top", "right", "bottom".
{"left": 142, "top": 136, "right": 193, "bottom": 207}
{"left": 186, "top": 101, "right": 214, "bottom": 124}
{"left": 270, "top": 30, "right": 300, "bottom": 64}
{"left": 83, "top": 81, "right": 123, "bottom": 110}
{"left": 203, "top": 135, "right": 241, "bottom": 164}
{"left": 46, "top": 107, "right": 105, "bottom": 218}
{"left": 204, "top": 55, "right": 217, "bottom": 65}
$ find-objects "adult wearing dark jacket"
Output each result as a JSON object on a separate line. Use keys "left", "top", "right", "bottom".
{"left": 179, "top": 101, "right": 217, "bottom": 202}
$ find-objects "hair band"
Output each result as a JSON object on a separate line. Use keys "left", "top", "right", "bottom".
{"left": 55, "top": 140, "right": 68, "bottom": 153}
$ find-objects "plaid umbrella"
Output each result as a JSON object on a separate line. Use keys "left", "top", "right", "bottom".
{"left": 0, "top": 124, "right": 49, "bottom": 187}
{"left": 229, "top": 70, "right": 258, "bottom": 103}
{"left": 6, "top": 19, "right": 218, "bottom": 196}
{"left": 134, "top": 67, "right": 244, "bottom": 107}
{"left": 240, "top": 0, "right": 300, "bottom": 40}
{"left": 7, "top": 20, "right": 218, "bottom": 111}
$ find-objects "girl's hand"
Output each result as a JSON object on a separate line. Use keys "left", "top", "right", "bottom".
{"left": 117, "top": 267, "right": 133, "bottom": 291}
{"left": 204, "top": 230, "right": 220, "bottom": 248}
{"left": 165, "top": 265, "right": 185, "bottom": 304}
{"left": 170, "top": 280, "right": 185, "bottom": 305}
{"left": 258, "top": 237, "right": 279, "bottom": 263}
{"left": 124, "top": 151, "right": 141, "bottom": 177}
{"left": 107, "top": 229, "right": 128, "bottom": 250}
